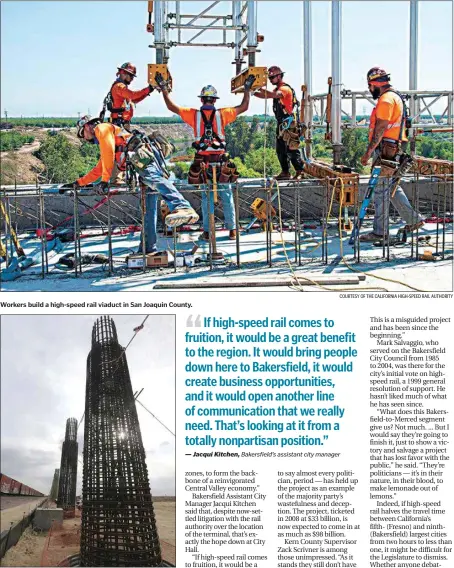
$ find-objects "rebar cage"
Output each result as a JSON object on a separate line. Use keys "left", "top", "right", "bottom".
{"left": 50, "top": 468, "right": 60, "bottom": 501}
{"left": 80, "top": 316, "right": 161, "bottom": 567}
{"left": 57, "top": 418, "right": 78, "bottom": 510}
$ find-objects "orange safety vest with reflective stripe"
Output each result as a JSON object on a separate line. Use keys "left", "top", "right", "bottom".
{"left": 369, "top": 90, "right": 408, "bottom": 143}
{"left": 178, "top": 107, "right": 238, "bottom": 156}
{"left": 194, "top": 109, "right": 225, "bottom": 155}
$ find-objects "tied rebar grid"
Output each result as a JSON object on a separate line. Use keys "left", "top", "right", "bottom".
{"left": 50, "top": 468, "right": 60, "bottom": 501}
{"left": 80, "top": 316, "right": 161, "bottom": 567}
{"left": 57, "top": 418, "right": 78, "bottom": 510}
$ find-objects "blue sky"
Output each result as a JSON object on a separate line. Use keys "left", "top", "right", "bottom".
{"left": 1, "top": 0, "right": 452, "bottom": 117}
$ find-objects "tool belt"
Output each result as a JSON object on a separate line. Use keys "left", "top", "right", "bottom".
{"left": 278, "top": 122, "right": 301, "bottom": 151}
{"left": 379, "top": 138, "right": 401, "bottom": 160}
{"left": 126, "top": 131, "right": 174, "bottom": 178}
{"left": 127, "top": 137, "right": 155, "bottom": 172}
{"left": 376, "top": 140, "right": 409, "bottom": 176}
{"left": 188, "top": 154, "right": 239, "bottom": 185}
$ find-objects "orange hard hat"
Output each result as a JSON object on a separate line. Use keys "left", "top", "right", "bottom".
{"left": 268, "top": 66, "right": 284, "bottom": 79}
{"left": 367, "top": 67, "right": 390, "bottom": 85}
{"left": 117, "top": 62, "right": 137, "bottom": 77}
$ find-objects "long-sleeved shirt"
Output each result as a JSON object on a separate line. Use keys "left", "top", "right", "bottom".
{"left": 77, "top": 123, "right": 131, "bottom": 185}
{"left": 110, "top": 80, "right": 150, "bottom": 122}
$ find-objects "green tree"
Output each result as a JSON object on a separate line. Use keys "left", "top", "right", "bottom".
{"left": 340, "top": 128, "right": 368, "bottom": 172}
{"left": 416, "top": 136, "right": 453, "bottom": 160}
{"left": 79, "top": 141, "right": 100, "bottom": 171}
{"left": 244, "top": 148, "right": 281, "bottom": 177}
{"left": 251, "top": 117, "right": 277, "bottom": 151}
{"left": 312, "top": 131, "right": 332, "bottom": 161}
{"left": 35, "top": 132, "right": 85, "bottom": 182}
{"left": 0, "top": 131, "right": 35, "bottom": 151}
{"left": 225, "top": 115, "right": 253, "bottom": 160}
{"left": 232, "top": 157, "right": 261, "bottom": 178}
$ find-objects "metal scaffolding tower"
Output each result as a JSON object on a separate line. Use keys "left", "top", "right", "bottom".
{"left": 149, "top": 1, "right": 259, "bottom": 72}
{"left": 57, "top": 418, "right": 78, "bottom": 510}
{"left": 80, "top": 316, "right": 161, "bottom": 567}
{"left": 50, "top": 468, "right": 60, "bottom": 501}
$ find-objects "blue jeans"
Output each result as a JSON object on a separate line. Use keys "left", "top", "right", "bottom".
{"left": 138, "top": 191, "right": 159, "bottom": 254}
{"left": 138, "top": 162, "right": 192, "bottom": 253}
{"left": 201, "top": 185, "right": 236, "bottom": 232}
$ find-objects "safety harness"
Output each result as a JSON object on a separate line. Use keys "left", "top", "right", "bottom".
{"left": 273, "top": 82, "right": 300, "bottom": 124}
{"left": 192, "top": 108, "right": 226, "bottom": 153}
{"left": 378, "top": 88, "right": 410, "bottom": 157}
{"left": 99, "top": 80, "right": 131, "bottom": 123}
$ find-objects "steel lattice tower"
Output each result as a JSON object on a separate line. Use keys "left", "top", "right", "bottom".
{"left": 50, "top": 468, "right": 60, "bottom": 501}
{"left": 80, "top": 316, "right": 161, "bottom": 567}
{"left": 57, "top": 418, "right": 78, "bottom": 510}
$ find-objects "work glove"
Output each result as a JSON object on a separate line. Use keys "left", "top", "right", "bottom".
{"left": 148, "top": 84, "right": 154, "bottom": 94}
{"left": 95, "top": 181, "right": 109, "bottom": 195}
{"left": 244, "top": 74, "right": 256, "bottom": 92}
{"left": 59, "top": 181, "right": 79, "bottom": 194}
{"left": 155, "top": 72, "right": 168, "bottom": 91}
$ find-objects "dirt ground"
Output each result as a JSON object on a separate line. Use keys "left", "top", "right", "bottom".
{"left": 1, "top": 499, "right": 176, "bottom": 567}
{"left": 154, "top": 499, "right": 176, "bottom": 565}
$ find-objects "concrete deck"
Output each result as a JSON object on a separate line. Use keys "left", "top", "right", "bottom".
{"left": 1, "top": 221, "right": 452, "bottom": 292}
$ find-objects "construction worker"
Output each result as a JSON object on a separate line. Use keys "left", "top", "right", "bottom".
{"left": 156, "top": 73, "right": 255, "bottom": 240}
{"left": 61, "top": 116, "right": 198, "bottom": 255}
{"left": 101, "top": 63, "right": 154, "bottom": 131}
{"left": 359, "top": 67, "right": 424, "bottom": 242}
{"left": 254, "top": 66, "right": 304, "bottom": 181}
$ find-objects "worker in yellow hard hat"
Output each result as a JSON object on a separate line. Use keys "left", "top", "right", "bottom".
{"left": 156, "top": 74, "right": 255, "bottom": 241}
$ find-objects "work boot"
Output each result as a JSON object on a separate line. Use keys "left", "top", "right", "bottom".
{"left": 359, "top": 232, "right": 384, "bottom": 243}
{"left": 292, "top": 170, "right": 304, "bottom": 180}
{"left": 274, "top": 171, "right": 291, "bottom": 181}
{"left": 165, "top": 208, "right": 199, "bottom": 227}
{"left": 229, "top": 229, "right": 237, "bottom": 240}
{"left": 199, "top": 231, "right": 210, "bottom": 241}
{"left": 404, "top": 221, "right": 424, "bottom": 233}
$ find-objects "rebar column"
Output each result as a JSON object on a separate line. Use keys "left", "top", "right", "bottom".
{"left": 80, "top": 316, "right": 161, "bottom": 567}
{"left": 57, "top": 418, "right": 78, "bottom": 511}
{"left": 50, "top": 469, "right": 60, "bottom": 501}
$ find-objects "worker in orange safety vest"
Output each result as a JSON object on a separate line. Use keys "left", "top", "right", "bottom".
{"left": 254, "top": 65, "right": 305, "bottom": 181}
{"left": 101, "top": 63, "right": 154, "bottom": 132}
{"left": 359, "top": 67, "right": 424, "bottom": 241}
{"left": 59, "top": 116, "right": 198, "bottom": 255}
{"left": 155, "top": 73, "right": 255, "bottom": 241}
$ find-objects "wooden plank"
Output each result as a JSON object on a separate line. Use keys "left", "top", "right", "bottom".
{"left": 154, "top": 275, "right": 364, "bottom": 289}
